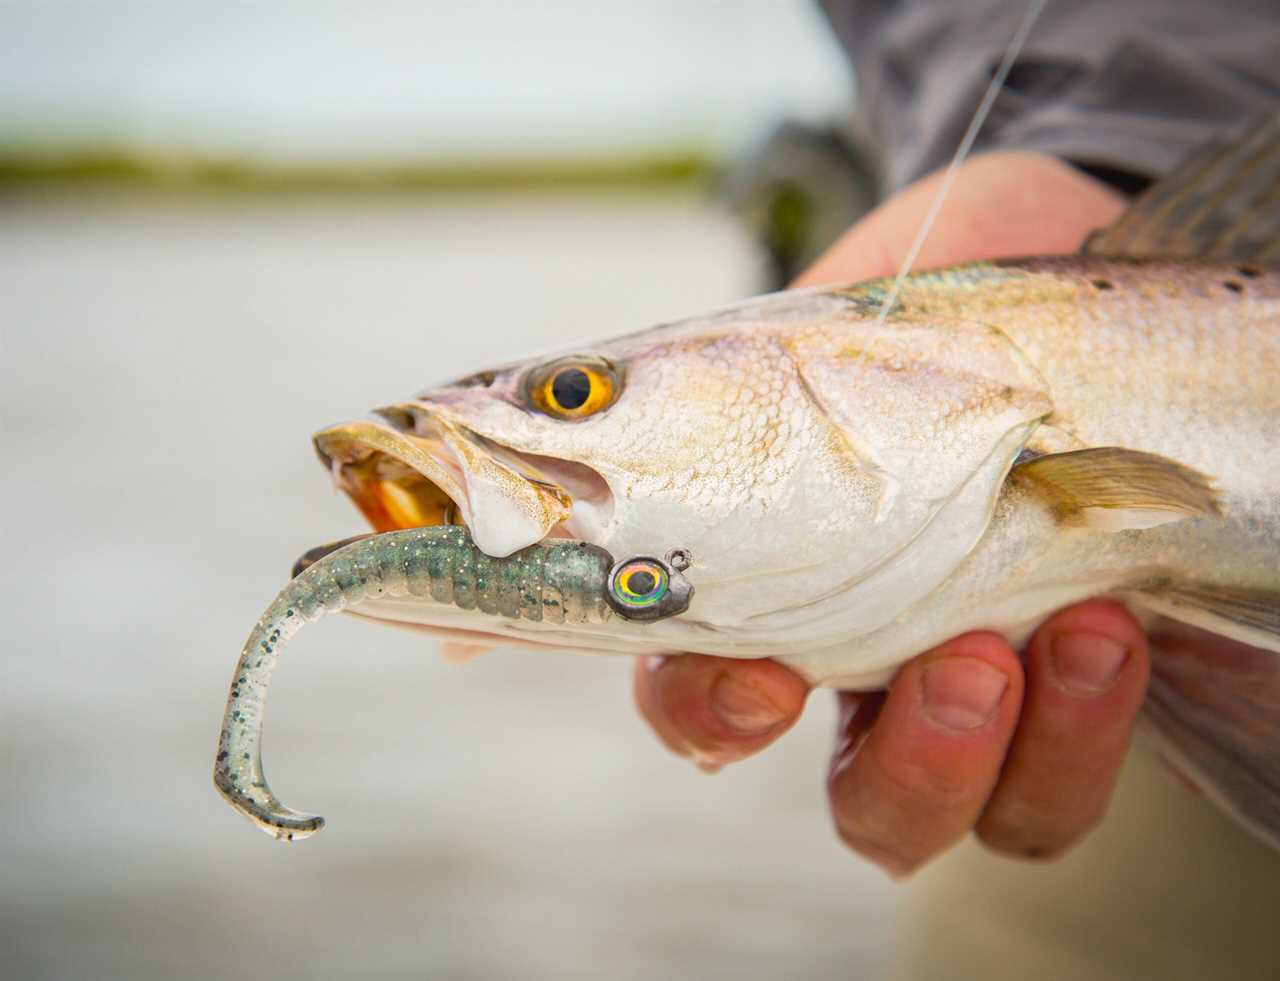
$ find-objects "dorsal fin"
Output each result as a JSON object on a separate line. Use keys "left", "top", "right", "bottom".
{"left": 1082, "top": 112, "right": 1280, "bottom": 263}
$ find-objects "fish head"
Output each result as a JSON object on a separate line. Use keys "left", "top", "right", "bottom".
{"left": 313, "top": 287, "right": 1053, "bottom": 653}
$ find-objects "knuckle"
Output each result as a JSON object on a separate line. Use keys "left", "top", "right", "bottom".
{"left": 829, "top": 772, "right": 954, "bottom": 875}
{"left": 978, "top": 827, "right": 1068, "bottom": 861}
{"left": 832, "top": 817, "right": 919, "bottom": 876}
{"left": 976, "top": 821, "right": 1076, "bottom": 862}
{"left": 977, "top": 795, "right": 1105, "bottom": 861}
{"left": 876, "top": 748, "right": 978, "bottom": 808}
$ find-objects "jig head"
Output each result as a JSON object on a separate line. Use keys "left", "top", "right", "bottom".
{"left": 605, "top": 548, "right": 694, "bottom": 622}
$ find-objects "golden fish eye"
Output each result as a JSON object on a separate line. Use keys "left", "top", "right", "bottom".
{"left": 528, "top": 357, "right": 619, "bottom": 420}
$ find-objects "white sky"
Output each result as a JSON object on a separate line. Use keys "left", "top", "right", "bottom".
{"left": 0, "top": 0, "right": 853, "bottom": 163}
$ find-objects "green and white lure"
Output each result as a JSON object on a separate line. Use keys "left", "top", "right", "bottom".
{"left": 214, "top": 526, "right": 693, "bottom": 839}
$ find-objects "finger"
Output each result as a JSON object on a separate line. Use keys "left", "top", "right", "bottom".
{"left": 828, "top": 633, "right": 1023, "bottom": 877}
{"left": 831, "top": 691, "right": 880, "bottom": 760}
{"left": 976, "top": 600, "right": 1150, "bottom": 859}
{"left": 632, "top": 654, "right": 809, "bottom": 771}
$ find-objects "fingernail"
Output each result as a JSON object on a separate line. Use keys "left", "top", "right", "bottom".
{"left": 1051, "top": 634, "right": 1127, "bottom": 695}
{"left": 711, "top": 675, "right": 788, "bottom": 735}
{"left": 922, "top": 658, "right": 1008, "bottom": 731}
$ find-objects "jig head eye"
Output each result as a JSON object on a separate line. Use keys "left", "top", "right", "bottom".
{"left": 606, "top": 549, "right": 694, "bottom": 621}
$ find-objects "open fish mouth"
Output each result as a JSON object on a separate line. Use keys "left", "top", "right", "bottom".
{"left": 312, "top": 404, "right": 613, "bottom": 559}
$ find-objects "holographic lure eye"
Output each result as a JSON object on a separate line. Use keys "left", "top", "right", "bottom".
{"left": 605, "top": 549, "right": 694, "bottom": 622}
{"left": 612, "top": 560, "right": 669, "bottom": 609}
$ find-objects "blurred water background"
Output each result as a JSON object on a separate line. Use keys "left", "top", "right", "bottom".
{"left": 0, "top": 3, "right": 898, "bottom": 979}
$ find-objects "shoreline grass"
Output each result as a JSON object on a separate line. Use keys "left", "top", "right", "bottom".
{"left": 0, "top": 148, "right": 720, "bottom": 193}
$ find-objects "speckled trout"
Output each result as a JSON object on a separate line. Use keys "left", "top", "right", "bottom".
{"left": 217, "top": 122, "right": 1280, "bottom": 846}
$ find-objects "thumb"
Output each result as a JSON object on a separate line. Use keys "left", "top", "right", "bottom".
{"left": 633, "top": 654, "right": 809, "bottom": 771}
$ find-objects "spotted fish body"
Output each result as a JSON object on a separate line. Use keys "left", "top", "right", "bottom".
{"left": 217, "top": 124, "right": 1280, "bottom": 845}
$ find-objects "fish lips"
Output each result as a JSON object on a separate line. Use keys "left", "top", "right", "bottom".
{"left": 312, "top": 409, "right": 580, "bottom": 558}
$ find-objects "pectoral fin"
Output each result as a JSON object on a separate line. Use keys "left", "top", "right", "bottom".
{"left": 1010, "top": 446, "right": 1220, "bottom": 531}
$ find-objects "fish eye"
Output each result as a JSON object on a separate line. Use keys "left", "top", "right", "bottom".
{"left": 527, "top": 357, "right": 619, "bottom": 420}
{"left": 609, "top": 559, "right": 668, "bottom": 609}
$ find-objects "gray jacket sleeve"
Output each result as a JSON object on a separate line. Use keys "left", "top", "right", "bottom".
{"left": 819, "top": 0, "right": 1280, "bottom": 194}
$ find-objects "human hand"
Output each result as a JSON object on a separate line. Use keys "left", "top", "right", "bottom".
{"left": 635, "top": 151, "right": 1152, "bottom": 877}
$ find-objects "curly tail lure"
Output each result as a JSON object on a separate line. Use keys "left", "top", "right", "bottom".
{"left": 214, "top": 525, "right": 693, "bottom": 840}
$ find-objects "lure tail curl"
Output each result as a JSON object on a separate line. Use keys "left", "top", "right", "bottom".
{"left": 214, "top": 525, "right": 692, "bottom": 839}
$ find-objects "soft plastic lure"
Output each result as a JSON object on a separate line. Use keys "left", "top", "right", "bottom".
{"left": 214, "top": 525, "right": 693, "bottom": 840}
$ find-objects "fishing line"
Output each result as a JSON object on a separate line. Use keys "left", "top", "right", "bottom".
{"left": 870, "top": 0, "right": 1049, "bottom": 329}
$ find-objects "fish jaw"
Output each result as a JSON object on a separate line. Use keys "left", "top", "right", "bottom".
{"left": 312, "top": 415, "right": 587, "bottom": 558}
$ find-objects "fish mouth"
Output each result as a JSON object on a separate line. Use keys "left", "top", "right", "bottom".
{"left": 312, "top": 404, "right": 613, "bottom": 559}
